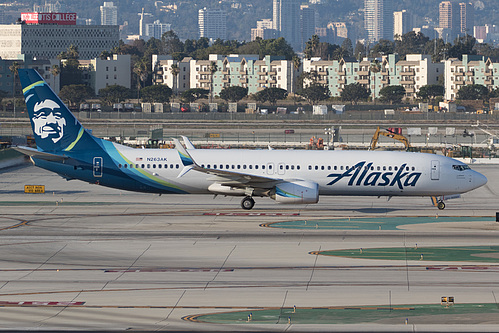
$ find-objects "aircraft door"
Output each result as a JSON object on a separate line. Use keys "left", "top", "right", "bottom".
{"left": 430, "top": 160, "right": 440, "bottom": 180}
{"left": 93, "top": 157, "right": 103, "bottom": 177}
{"left": 277, "top": 163, "right": 285, "bottom": 175}
{"left": 266, "top": 162, "right": 274, "bottom": 175}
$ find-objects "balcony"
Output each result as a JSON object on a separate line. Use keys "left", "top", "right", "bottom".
{"left": 222, "top": 69, "right": 229, "bottom": 74}
{"left": 257, "top": 79, "right": 267, "bottom": 84}
{"left": 222, "top": 77, "right": 230, "bottom": 83}
{"left": 257, "top": 86, "right": 266, "bottom": 91}
{"left": 337, "top": 70, "right": 346, "bottom": 76}
{"left": 358, "top": 70, "right": 369, "bottom": 76}
{"left": 358, "top": 79, "right": 369, "bottom": 84}
{"left": 258, "top": 71, "right": 267, "bottom": 75}
{"left": 269, "top": 70, "right": 277, "bottom": 75}
{"left": 401, "top": 70, "right": 415, "bottom": 75}
{"left": 338, "top": 78, "right": 346, "bottom": 84}
{"left": 156, "top": 70, "right": 163, "bottom": 75}
{"left": 269, "top": 79, "right": 277, "bottom": 84}
{"left": 405, "top": 87, "right": 415, "bottom": 93}
{"left": 466, "top": 71, "right": 474, "bottom": 76}
{"left": 240, "top": 77, "right": 248, "bottom": 83}
{"left": 485, "top": 79, "right": 494, "bottom": 85}
{"left": 465, "top": 80, "right": 474, "bottom": 85}
{"left": 381, "top": 77, "right": 389, "bottom": 84}
{"left": 199, "top": 70, "right": 211, "bottom": 75}
{"left": 454, "top": 71, "right": 464, "bottom": 76}
{"left": 155, "top": 78, "right": 163, "bottom": 83}
{"left": 199, "top": 78, "right": 210, "bottom": 83}
{"left": 400, "top": 79, "right": 414, "bottom": 84}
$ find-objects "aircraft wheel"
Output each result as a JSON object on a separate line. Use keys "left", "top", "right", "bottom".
{"left": 241, "top": 196, "right": 255, "bottom": 210}
{"left": 437, "top": 201, "right": 445, "bottom": 210}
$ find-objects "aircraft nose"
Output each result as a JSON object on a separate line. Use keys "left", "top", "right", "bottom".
{"left": 473, "top": 171, "right": 487, "bottom": 189}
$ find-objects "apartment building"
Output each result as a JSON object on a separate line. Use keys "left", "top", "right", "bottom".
{"left": 79, "top": 54, "right": 131, "bottom": 95}
{"left": 444, "top": 55, "right": 499, "bottom": 100}
{"left": 303, "top": 54, "right": 443, "bottom": 99}
{"left": 186, "top": 54, "right": 296, "bottom": 96}
{"left": 152, "top": 55, "right": 191, "bottom": 94}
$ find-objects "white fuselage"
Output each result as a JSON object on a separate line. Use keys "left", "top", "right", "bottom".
{"left": 113, "top": 145, "right": 486, "bottom": 197}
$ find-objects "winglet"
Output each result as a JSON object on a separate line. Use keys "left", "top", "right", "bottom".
{"left": 173, "top": 138, "right": 194, "bottom": 167}
{"left": 181, "top": 136, "right": 196, "bottom": 150}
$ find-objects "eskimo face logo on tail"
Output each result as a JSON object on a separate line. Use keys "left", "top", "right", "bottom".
{"left": 32, "top": 99, "right": 66, "bottom": 143}
{"left": 326, "top": 161, "right": 422, "bottom": 190}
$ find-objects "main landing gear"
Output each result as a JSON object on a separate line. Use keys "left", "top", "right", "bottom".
{"left": 241, "top": 196, "right": 255, "bottom": 210}
{"left": 437, "top": 201, "right": 446, "bottom": 210}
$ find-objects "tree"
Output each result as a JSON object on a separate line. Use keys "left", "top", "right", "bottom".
{"left": 340, "top": 38, "right": 353, "bottom": 57}
{"left": 395, "top": 31, "right": 430, "bottom": 57}
{"left": 180, "top": 88, "right": 209, "bottom": 103}
{"left": 50, "top": 64, "right": 61, "bottom": 91}
{"left": 208, "top": 61, "right": 218, "bottom": 102}
{"left": 297, "top": 84, "right": 330, "bottom": 104}
{"left": 490, "top": 87, "right": 499, "bottom": 98}
{"left": 448, "top": 35, "right": 477, "bottom": 59}
{"left": 58, "top": 44, "right": 82, "bottom": 87}
{"left": 98, "top": 85, "right": 132, "bottom": 105}
{"left": 417, "top": 84, "right": 444, "bottom": 103}
{"left": 457, "top": 84, "right": 489, "bottom": 101}
{"left": 370, "top": 39, "right": 395, "bottom": 57}
{"left": 369, "top": 59, "right": 381, "bottom": 102}
{"left": 379, "top": 85, "right": 406, "bottom": 104}
{"left": 162, "top": 30, "right": 184, "bottom": 55}
{"left": 169, "top": 63, "right": 180, "bottom": 100}
{"left": 219, "top": 86, "right": 248, "bottom": 103}
{"left": 133, "top": 59, "right": 149, "bottom": 100}
{"left": 9, "top": 61, "right": 20, "bottom": 116}
{"left": 253, "top": 87, "right": 288, "bottom": 106}
{"left": 341, "top": 83, "right": 370, "bottom": 105}
{"left": 59, "top": 84, "right": 94, "bottom": 106}
{"left": 140, "top": 85, "right": 172, "bottom": 103}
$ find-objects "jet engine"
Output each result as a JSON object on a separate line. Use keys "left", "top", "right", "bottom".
{"left": 270, "top": 180, "right": 319, "bottom": 204}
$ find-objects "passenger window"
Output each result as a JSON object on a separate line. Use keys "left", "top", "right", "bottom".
{"left": 118, "top": 164, "right": 122, "bottom": 168}
{"left": 315, "top": 166, "right": 318, "bottom": 170}
{"left": 383, "top": 166, "right": 386, "bottom": 171}
{"left": 158, "top": 164, "right": 162, "bottom": 169}
{"left": 297, "top": 165, "right": 300, "bottom": 170}
{"left": 412, "top": 167, "right": 415, "bottom": 171}
{"left": 321, "top": 166, "right": 324, "bottom": 170}
{"left": 130, "top": 164, "right": 134, "bottom": 169}
{"left": 220, "top": 164, "right": 223, "bottom": 169}
{"left": 207, "top": 164, "right": 211, "bottom": 168}
{"left": 249, "top": 165, "right": 253, "bottom": 169}
{"left": 124, "top": 164, "right": 127, "bottom": 168}
{"left": 327, "top": 166, "right": 331, "bottom": 170}
{"left": 201, "top": 164, "right": 205, "bottom": 168}
{"left": 255, "top": 165, "right": 259, "bottom": 170}
{"left": 308, "top": 165, "right": 312, "bottom": 170}
{"left": 170, "top": 164, "right": 174, "bottom": 168}
{"left": 340, "top": 166, "right": 343, "bottom": 170}
{"left": 226, "top": 164, "right": 229, "bottom": 169}
{"left": 176, "top": 164, "right": 179, "bottom": 169}
{"left": 388, "top": 166, "right": 392, "bottom": 171}
{"left": 394, "top": 166, "right": 398, "bottom": 171}
{"left": 285, "top": 165, "right": 289, "bottom": 170}
{"left": 213, "top": 165, "right": 217, "bottom": 169}
{"left": 406, "top": 167, "right": 409, "bottom": 171}
{"left": 232, "top": 165, "right": 235, "bottom": 169}
{"left": 153, "top": 164, "right": 156, "bottom": 168}
{"left": 262, "top": 165, "right": 265, "bottom": 169}
{"left": 243, "top": 165, "right": 247, "bottom": 169}
{"left": 291, "top": 165, "right": 294, "bottom": 170}
{"left": 280, "top": 165, "right": 283, "bottom": 170}
{"left": 268, "top": 165, "right": 272, "bottom": 169}
{"left": 147, "top": 164, "right": 150, "bottom": 168}
{"left": 334, "top": 166, "right": 337, "bottom": 170}
{"left": 237, "top": 165, "right": 241, "bottom": 169}
{"left": 141, "top": 164, "right": 145, "bottom": 168}
{"left": 136, "top": 164, "right": 139, "bottom": 168}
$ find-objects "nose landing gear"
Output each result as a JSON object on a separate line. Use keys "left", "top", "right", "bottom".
{"left": 241, "top": 196, "right": 255, "bottom": 210}
{"left": 437, "top": 201, "right": 446, "bottom": 210}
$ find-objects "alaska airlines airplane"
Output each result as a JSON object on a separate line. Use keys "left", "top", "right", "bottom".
{"left": 15, "top": 69, "right": 487, "bottom": 210}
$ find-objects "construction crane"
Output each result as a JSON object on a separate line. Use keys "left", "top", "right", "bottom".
{"left": 369, "top": 127, "right": 411, "bottom": 151}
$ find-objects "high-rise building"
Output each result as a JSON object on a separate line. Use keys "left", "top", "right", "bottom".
{"left": 393, "top": 10, "right": 412, "bottom": 39}
{"left": 273, "top": 0, "right": 301, "bottom": 50}
{"left": 300, "top": 5, "right": 317, "bottom": 49}
{"left": 459, "top": 2, "right": 474, "bottom": 35}
{"left": 198, "top": 8, "right": 227, "bottom": 40}
{"left": 439, "top": 1, "right": 459, "bottom": 40}
{"left": 34, "top": 1, "right": 64, "bottom": 13}
{"left": 364, "top": 0, "right": 393, "bottom": 42}
{"left": 100, "top": 2, "right": 118, "bottom": 26}
{"left": 145, "top": 20, "right": 171, "bottom": 40}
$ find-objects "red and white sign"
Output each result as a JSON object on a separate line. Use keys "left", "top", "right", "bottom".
{"left": 21, "top": 12, "right": 77, "bottom": 25}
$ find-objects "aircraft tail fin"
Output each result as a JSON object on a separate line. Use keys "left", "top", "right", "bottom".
{"left": 18, "top": 69, "right": 92, "bottom": 153}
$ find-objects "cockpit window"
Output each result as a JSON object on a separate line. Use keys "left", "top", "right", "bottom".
{"left": 453, "top": 165, "right": 470, "bottom": 171}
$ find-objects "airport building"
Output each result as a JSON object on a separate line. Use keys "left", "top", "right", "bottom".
{"left": 444, "top": 55, "right": 499, "bottom": 101}
{"left": 0, "top": 13, "right": 119, "bottom": 60}
{"left": 303, "top": 54, "right": 443, "bottom": 99}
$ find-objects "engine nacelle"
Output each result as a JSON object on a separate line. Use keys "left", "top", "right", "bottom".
{"left": 270, "top": 180, "right": 319, "bottom": 204}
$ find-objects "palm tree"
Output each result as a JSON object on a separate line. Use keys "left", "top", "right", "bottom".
{"left": 291, "top": 55, "right": 301, "bottom": 92}
{"left": 208, "top": 61, "right": 218, "bottom": 103}
{"left": 50, "top": 64, "right": 61, "bottom": 93}
{"left": 369, "top": 59, "right": 381, "bottom": 104}
{"left": 133, "top": 60, "right": 148, "bottom": 101}
{"left": 169, "top": 63, "right": 180, "bottom": 101}
{"left": 9, "top": 61, "right": 20, "bottom": 117}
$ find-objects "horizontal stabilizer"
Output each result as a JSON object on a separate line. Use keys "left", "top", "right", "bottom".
{"left": 13, "top": 146, "right": 68, "bottom": 162}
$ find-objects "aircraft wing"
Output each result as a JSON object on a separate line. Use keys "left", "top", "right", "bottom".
{"left": 173, "top": 138, "right": 279, "bottom": 188}
{"left": 13, "top": 146, "right": 69, "bottom": 162}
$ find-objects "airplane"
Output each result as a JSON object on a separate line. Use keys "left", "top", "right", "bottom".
{"left": 14, "top": 69, "right": 487, "bottom": 210}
